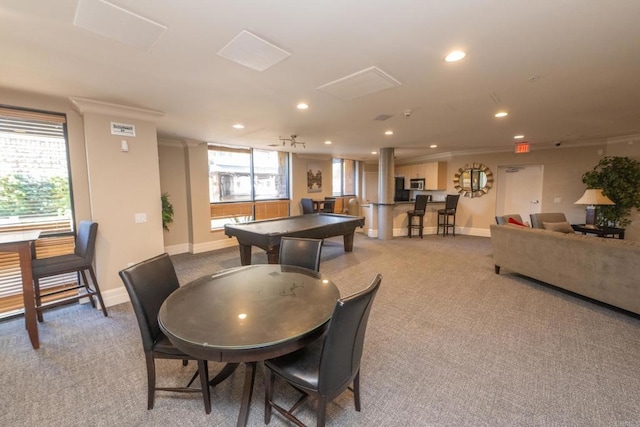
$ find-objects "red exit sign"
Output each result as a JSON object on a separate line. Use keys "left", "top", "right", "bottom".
{"left": 515, "top": 142, "right": 530, "bottom": 153}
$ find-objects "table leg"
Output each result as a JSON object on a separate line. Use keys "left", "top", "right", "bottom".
{"left": 18, "top": 242, "right": 39, "bottom": 349}
{"left": 209, "top": 362, "right": 239, "bottom": 386}
{"left": 238, "top": 244, "right": 252, "bottom": 266}
{"left": 343, "top": 232, "right": 355, "bottom": 252}
{"left": 266, "top": 246, "right": 279, "bottom": 264}
{"left": 236, "top": 361, "right": 257, "bottom": 427}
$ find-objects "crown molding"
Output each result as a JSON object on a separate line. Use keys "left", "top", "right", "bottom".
{"left": 69, "top": 97, "right": 165, "bottom": 122}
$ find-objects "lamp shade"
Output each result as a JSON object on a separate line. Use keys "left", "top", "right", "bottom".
{"left": 574, "top": 189, "right": 615, "bottom": 205}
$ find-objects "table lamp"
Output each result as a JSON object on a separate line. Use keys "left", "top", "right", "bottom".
{"left": 574, "top": 188, "right": 615, "bottom": 227}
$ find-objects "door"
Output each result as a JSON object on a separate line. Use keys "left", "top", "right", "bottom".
{"left": 495, "top": 165, "right": 543, "bottom": 225}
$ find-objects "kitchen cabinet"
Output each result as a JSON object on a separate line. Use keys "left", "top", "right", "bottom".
{"left": 425, "top": 161, "right": 447, "bottom": 190}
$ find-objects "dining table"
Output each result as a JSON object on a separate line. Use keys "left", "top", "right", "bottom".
{"left": 0, "top": 230, "right": 41, "bottom": 349}
{"left": 157, "top": 264, "right": 340, "bottom": 426}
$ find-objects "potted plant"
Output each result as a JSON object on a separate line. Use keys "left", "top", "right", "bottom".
{"left": 581, "top": 156, "right": 640, "bottom": 227}
{"left": 161, "top": 192, "right": 174, "bottom": 231}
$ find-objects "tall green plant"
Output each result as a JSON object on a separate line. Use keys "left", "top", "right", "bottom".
{"left": 582, "top": 156, "right": 640, "bottom": 227}
{"left": 161, "top": 192, "right": 174, "bottom": 231}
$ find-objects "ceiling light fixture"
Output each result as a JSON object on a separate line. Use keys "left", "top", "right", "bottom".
{"left": 278, "top": 134, "right": 306, "bottom": 148}
{"left": 324, "top": 140, "right": 332, "bottom": 145}
{"left": 514, "top": 135, "right": 524, "bottom": 139}
{"left": 495, "top": 111, "right": 508, "bottom": 118}
{"left": 296, "top": 103, "right": 309, "bottom": 110}
{"left": 385, "top": 130, "right": 393, "bottom": 135}
{"left": 430, "top": 144, "right": 438, "bottom": 148}
{"left": 371, "top": 151, "right": 378, "bottom": 155}
{"left": 445, "top": 50, "right": 466, "bottom": 62}
{"left": 232, "top": 123, "right": 245, "bottom": 129}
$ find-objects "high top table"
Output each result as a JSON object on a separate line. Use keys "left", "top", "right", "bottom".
{"left": 0, "top": 230, "right": 41, "bottom": 349}
{"left": 158, "top": 264, "right": 339, "bottom": 426}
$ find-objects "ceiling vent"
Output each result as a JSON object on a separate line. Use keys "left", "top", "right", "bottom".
{"left": 217, "top": 30, "right": 291, "bottom": 71}
{"left": 317, "top": 66, "right": 401, "bottom": 101}
{"left": 374, "top": 114, "right": 393, "bottom": 121}
{"left": 73, "top": 0, "right": 167, "bottom": 51}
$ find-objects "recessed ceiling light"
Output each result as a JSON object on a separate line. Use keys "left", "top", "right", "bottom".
{"left": 445, "top": 50, "right": 466, "bottom": 62}
{"left": 514, "top": 135, "right": 524, "bottom": 139}
{"left": 324, "top": 140, "right": 332, "bottom": 145}
{"left": 232, "top": 123, "right": 245, "bottom": 129}
{"left": 384, "top": 130, "right": 393, "bottom": 135}
{"left": 297, "top": 103, "right": 309, "bottom": 110}
{"left": 371, "top": 151, "right": 378, "bottom": 155}
{"left": 430, "top": 144, "right": 438, "bottom": 148}
{"left": 495, "top": 111, "right": 508, "bottom": 118}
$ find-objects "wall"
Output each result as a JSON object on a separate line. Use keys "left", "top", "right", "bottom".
{"left": 71, "top": 98, "right": 166, "bottom": 306}
{"left": 158, "top": 139, "right": 189, "bottom": 254}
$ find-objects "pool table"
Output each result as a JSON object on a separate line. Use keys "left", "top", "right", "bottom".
{"left": 224, "top": 213, "right": 365, "bottom": 265}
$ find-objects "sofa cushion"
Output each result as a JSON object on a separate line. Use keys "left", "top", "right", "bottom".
{"left": 508, "top": 217, "right": 527, "bottom": 227}
{"left": 543, "top": 221, "right": 574, "bottom": 233}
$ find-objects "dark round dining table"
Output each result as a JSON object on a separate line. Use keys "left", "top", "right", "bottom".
{"left": 158, "top": 264, "right": 339, "bottom": 426}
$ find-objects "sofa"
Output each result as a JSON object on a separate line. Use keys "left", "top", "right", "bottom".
{"left": 490, "top": 223, "right": 640, "bottom": 315}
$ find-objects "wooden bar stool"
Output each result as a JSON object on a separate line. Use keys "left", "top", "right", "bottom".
{"left": 437, "top": 194, "right": 460, "bottom": 236}
{"left": 407, "top": 195, "right": 429, "bottom": 238}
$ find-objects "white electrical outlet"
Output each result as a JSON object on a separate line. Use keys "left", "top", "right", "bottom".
{"left": 135, "top": 213, "right": 147, "bottom": 223}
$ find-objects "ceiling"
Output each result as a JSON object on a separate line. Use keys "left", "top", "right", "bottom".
{"left": 2, "top": 0, "right": 640, "bottom": 162}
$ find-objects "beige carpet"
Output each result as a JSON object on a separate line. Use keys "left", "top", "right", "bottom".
{"left": 2, "top": 233, "right": 640, "bottom": 426}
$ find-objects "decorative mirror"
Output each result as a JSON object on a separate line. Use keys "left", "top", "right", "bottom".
{"left": 453, "top": 163, "right": 494, "bottom": 198}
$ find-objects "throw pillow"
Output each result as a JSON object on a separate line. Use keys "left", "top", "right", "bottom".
{"left": 507, "top": 217, "right": 527, "bottom": 227}
{"left": 543, "top": 221, "right": 574, "bottom": 233}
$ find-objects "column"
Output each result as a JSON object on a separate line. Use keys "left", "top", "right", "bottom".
{"left": 377, "top": 147, "right": 394, "bottom": 240}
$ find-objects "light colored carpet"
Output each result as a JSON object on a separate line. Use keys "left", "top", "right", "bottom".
{"left": 2, "top": 233, "right": 640, "bottom": 426}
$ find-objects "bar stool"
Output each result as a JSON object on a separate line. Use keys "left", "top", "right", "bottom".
{"left": 437, "top": 194, "right": 460, "bottom": 237}
{"left": 407, "top": 195, "right": 429, "bottom": 238}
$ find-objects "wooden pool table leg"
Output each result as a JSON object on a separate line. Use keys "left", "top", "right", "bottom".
{"left": 266, "top": 245, "right": 279, "bottom": 264}
{"left": 343, "top": 232, "right": 355, "bottom": 252}
{"left": 238, "top": 244, "right": 252, "bottom": 266}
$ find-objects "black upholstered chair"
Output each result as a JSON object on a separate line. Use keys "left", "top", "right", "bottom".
{"left": 279, "top": 237, "right": 323, "bottom": 272}
{"left": 437, "top": 194, "right": 460, "bottom": 236}
{"left": 407, "top": 195, "right": 429, "bottom": 238}
{"left": 322, "top": 198, "right": 335, "bottom": 213}
{"left": 118, "top": 253, "right": 211, "bottom": 413}
{"left": 32, "top": 220, "right": 107, "bottom": 322}
{"left": 264, "top": 274, "right": 382, "bottom": 427}
{"left": 301, "top": 198, "right": 315, "bottom": 214}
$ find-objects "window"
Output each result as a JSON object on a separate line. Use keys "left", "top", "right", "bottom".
{"left": 332, "top": 158, "right": 357, "bottom": 196}
{"left": 0, "top": 106, "right": 75, "bottom": 318}
{"left": 208, "top": 145, "right": 289, "bottom": 228}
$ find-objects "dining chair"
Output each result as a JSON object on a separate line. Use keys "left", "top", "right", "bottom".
{"left": 407, "top": 195, "right": 429, "bottom": 238}
{"left": 118, "top": 253, "right": 211, "bottom": 413}
{"left": 264, "top": 273, "right": 382, "bottom": 427}
{"left": 437, "top": 194, "right": 460, "bottom": 236}
{"left": 279, "top": 237, "right": 323, "bottom": 272}
{"left": 32, "top": 220, "right": 107, "bottom": 322}
{"left": 322, "top": 198, "right": 335, "bottom": 213}
{"left": 301, "top": 198, "right": 315, "bottom": 214}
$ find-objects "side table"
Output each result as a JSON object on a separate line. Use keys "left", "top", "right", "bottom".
{"left": 571, "top": 224, "right": 625, "bottom": 239}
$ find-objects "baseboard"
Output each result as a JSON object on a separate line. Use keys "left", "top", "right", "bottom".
{"left": 101, "top": 286, "right": 130, "bottom": 308}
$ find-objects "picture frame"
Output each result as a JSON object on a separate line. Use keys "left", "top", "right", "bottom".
{"left": 307, "top": 161, "right": 322, "bottom": 193}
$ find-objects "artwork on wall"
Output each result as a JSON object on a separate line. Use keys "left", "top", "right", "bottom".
{"left": 307, "top": 161, "right": 322, "bottom": 193}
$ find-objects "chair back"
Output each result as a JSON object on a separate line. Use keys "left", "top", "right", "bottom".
{"left": 414, "top": 195, "right": 428, "bottom": 212}
{"left": 317, "top": 274, "right": 382, "bottom": 395}
{"left": 496, "top": 214, "right": 524, "bottom": 225}
{"left": 322, "top": 200, "right": 335, "bottom": 213}
{"left": 279, "top": 237, "right": 323, "bottom": 272}
{"left": 301, "top": 198, "right": 315, "bottom": 214}
{"left": 529, "top": 212, "right": 568, "bottom": 229}
{"left": 119, "top": 253, "right": 180, "bottom": 352}
{"left": 74, "top": 221, "right": 98, "bottom": 263}
{"left": 444, "top": 194, "right": 460, "bottom": 211}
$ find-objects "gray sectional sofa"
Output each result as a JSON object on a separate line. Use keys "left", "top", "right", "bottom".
{"left": 490, "top": 223, "right": 640, "bottom": 315}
